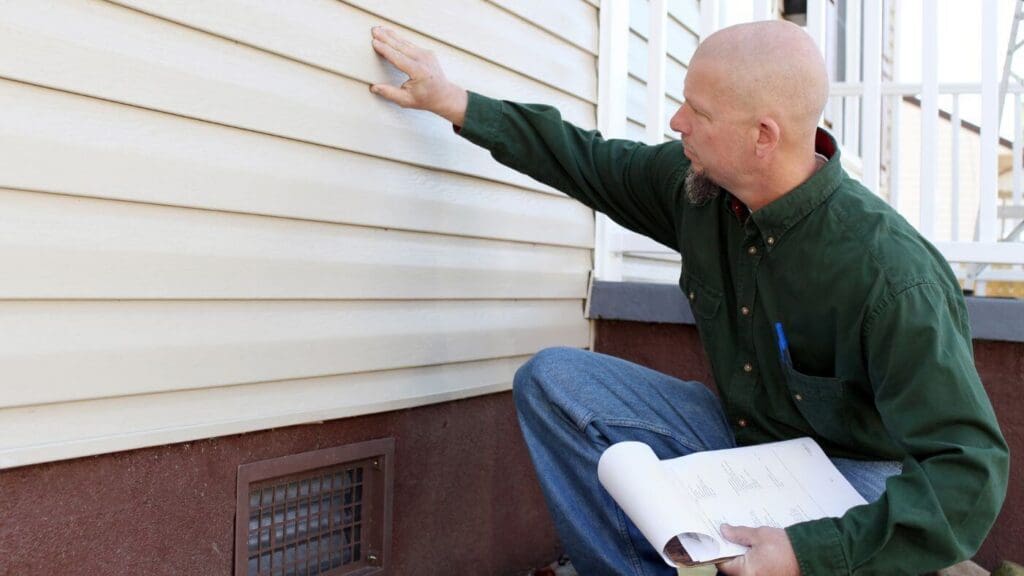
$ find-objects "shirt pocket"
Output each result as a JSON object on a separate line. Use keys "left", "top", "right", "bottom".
{"left": 680, "top": 272, "right": 722, "bottom": 342}
{"left": 781, "top": 362, "right": 851, "bottom": 442}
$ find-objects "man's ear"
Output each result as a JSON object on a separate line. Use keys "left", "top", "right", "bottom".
{"left": 755, "top": 117, "right": 780, "bottom": 158}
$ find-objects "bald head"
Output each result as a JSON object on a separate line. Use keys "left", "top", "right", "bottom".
{"left": 690, "top": 20, "right": 829, "bottom": 143}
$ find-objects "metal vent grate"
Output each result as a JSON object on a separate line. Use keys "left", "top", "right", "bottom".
{"left": 235, "top": 438, "right": 393, "bottom": 576}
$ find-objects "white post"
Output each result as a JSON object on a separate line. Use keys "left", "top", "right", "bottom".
{"left": 700, "top": 0, "right": 718, "bottom": 41}
{"left": 595, "top": 0, "right": 630, "bottom": 281}
{"left": 646, "top": 0, "right": 668, "bottom": 145}
{"left": 979, "top": 0, "right": 998, "bottom": 243}
{"left": 889, "top": 95, "right": 902, "bottom": 210}
{"left": 805, "top": 0, "right": 826, "bottom": 55}
{"left": 919, "top": 0, "right": 938, "bottom": 239}
{"left": 861, "top": 0, "right": 882, "bottom": 195}
{"left": 753, "top": 0, "right": 771, "bottom": 21}
{"left": 843, "top": 0, "right": 861, "bottom": 154}
{"left": 951, "top": 95, "right": 961, "bottom": 241}
{"left": 832, "top": 96, "right": 845, "bottom": 144}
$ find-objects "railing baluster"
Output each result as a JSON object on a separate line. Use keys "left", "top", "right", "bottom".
{"left": 951, "top": 95, "right": 961, "bottom": 242}
{"left": 979, "top": 0, "right": 999, "bottom": 244}
{"left": 920, "top": 0, "right": 938, "bottom": 238}
{"left": 889, "top": 94, "right": 902, "bottom": 212}
{"left": 837, "top": 96, "right": 846, "bottom": 146}
{"left": 861, "top": 0, "right": 882, "bottom": 195}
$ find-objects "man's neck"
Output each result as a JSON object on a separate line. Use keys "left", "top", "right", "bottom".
{"left": 731, "top": 151, "right": 823, "bottom": 212}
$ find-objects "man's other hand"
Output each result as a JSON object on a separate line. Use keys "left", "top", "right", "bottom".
{"left": 716, "top": 524, "right": 801, "bottom": 576}
{"left": 369, "top": 26, "right": 469, "bottom": 126}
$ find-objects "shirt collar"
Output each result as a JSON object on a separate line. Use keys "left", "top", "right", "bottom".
{"left": 748, "top": 128, "right": 845, "bottom": 247}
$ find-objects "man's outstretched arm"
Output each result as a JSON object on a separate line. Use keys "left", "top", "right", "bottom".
{"left": 369, "top": 27, "right": 688, "bottom": 251}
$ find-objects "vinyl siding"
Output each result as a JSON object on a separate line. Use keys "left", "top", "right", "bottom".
{"left": 0, "top": 0, "right": 596, "bottom": 468}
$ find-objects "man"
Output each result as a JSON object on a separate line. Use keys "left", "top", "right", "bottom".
{"left": 370, "top": 20, "right": 1008, "bottom": 575}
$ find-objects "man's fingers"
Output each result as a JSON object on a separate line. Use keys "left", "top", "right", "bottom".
{"left": 371, "top": 37, "right": 419, "bottom": 76}
{"left": 716, "top": 554, "right": 747, "bottom": 576}
{"left": 372, "top": 26, "right": 425, "bottom": 66}
{"left": 370, "top": 84, "right": 416, "bottom": 108}
{"left": 378, "top": 26, "right": 426, "bottom": 58}
{"left": 721, "top": 524, "right": 757, "bottom": 546}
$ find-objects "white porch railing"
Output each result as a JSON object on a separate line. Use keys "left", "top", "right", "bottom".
{"left": 596, "top": 0, "right": 1024, "bottom": 292}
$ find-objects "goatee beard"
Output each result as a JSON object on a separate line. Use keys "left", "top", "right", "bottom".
{"left": 685, "top": 170, "right": 721, "bottom": 206}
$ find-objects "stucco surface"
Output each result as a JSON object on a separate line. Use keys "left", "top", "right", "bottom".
{"left": 0, "top": 393, "right": 558, "bottom": 576}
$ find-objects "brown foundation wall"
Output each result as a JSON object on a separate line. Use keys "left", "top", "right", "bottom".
{"left": 594, "top": 319, "right": 1024, "bottom": 571}
{"left": 0, "top": 393, "right": 559, "bottom": 576}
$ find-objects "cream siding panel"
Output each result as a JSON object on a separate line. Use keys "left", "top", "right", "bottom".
{"left": 0, "top": 0, "right": 573, "bottom": 193}
{"left": 104, "top": 0, "right": 594, "bottom": 127}
{"left": 0, "top": 356, "right": 532, "bottom": 468}
{"left": 341, "top": 0, "right": 596, "bottom": 102}
{"left": 485, "top": 0, "right": 598, "bottom": 54}
{"left": 0, "top": 81, "right": 593, "bottom": 248}
{"left": 0, "top": 0, "right": 597, "bottom": 467}
{"left": 0, "top": 188, "right": 590, "bottom": 300}
{"left": 1, "top": 300, "right": 587, "bottom": 408}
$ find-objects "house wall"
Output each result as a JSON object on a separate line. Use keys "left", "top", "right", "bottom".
{"left": 0, "top": 0, "right": 599, "bottom": 469}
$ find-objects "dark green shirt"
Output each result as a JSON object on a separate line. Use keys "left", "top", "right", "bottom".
{"left": 458, "top": 92, "right": 1009, "bottom": 575}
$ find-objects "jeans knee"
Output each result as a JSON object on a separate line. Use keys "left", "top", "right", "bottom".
{"left": 513, "top": 347, "right": 583, "bottom": 407}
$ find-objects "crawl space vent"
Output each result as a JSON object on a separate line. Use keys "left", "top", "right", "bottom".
{"left": 235, "top": 438, "right": 394, "bottom": 576}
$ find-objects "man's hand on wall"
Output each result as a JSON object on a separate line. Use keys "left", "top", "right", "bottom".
{"left": 716, "top": 524, "right": 801, "bottom": 576}
{"left": 369, "top": 27, "right": 469, "bottom": 126}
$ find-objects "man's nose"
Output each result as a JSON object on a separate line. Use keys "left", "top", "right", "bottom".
{"left": 670, "top": 106, "right": 689, "bottom": 136}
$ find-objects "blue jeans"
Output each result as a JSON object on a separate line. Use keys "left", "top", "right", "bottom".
{"left": 513, "top": 347, "right": 902, "bottom": 576}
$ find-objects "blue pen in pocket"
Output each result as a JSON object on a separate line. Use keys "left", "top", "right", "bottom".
{"left": 774, "top": 322, "right": 794, "bottom": 368}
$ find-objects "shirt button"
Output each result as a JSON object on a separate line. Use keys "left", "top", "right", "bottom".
{"left": 743, "top": 362, "right": 753, "bottom": 373}
{"left": 740, "top": 306, "right": 750, "bottom": 316}
{"left": 766, "top": 236, "right": 776, "bottom": 246}
{"left": 747, "top": 245, "right": 758, "bottom": 255}
{"left": 689, "top": 291, "right": 695, "bottom": 301}
{"left": 794, "top": 393, "right": 803, "bottom": 401}
{"left": 737, "top": 418, "right": 748, "bottom": 427}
